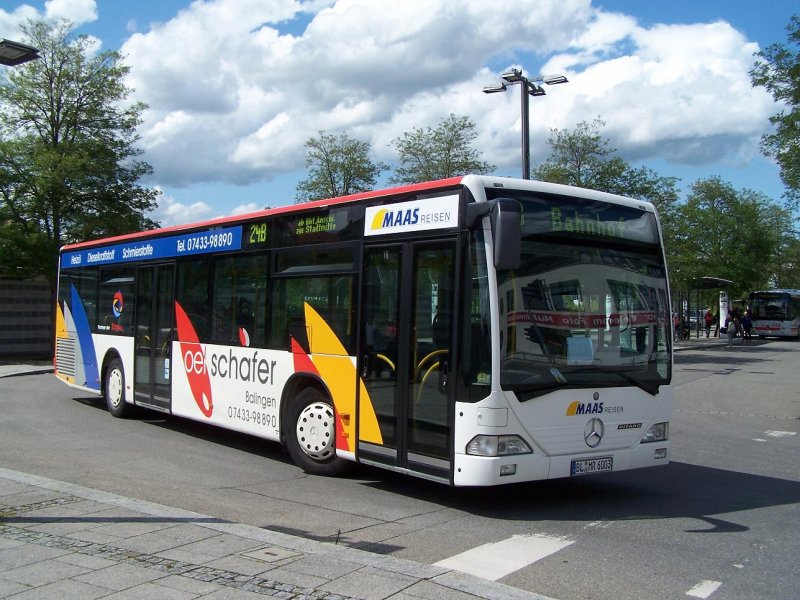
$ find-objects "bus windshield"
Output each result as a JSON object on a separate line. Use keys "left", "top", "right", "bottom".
{"left": 750, "top": 293, "right": 789, "bottom": 320}
{"left": 494, "top": 193, "right": 671, "bottom": 400}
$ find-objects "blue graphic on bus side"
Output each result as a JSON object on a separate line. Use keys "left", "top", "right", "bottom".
{"left": 71, "top": 284, "right": 99, "bottom": 391}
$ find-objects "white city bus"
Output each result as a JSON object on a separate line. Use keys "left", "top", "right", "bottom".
{"left": 750, "top": 289, "right": 800, "bottom": 338}
{"left": 54, "top": 175, "right": 672, "bottom": 486}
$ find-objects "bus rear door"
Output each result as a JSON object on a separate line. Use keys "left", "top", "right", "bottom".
{"left": 134, "top": 263, "right": 174, "bottom": 411}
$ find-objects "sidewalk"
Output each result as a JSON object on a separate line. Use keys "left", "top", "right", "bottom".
{"left": 672, "top": 332, "right": 756, "bottom": 351}
{"left": 0, "top": 359, "right": 53, "bottom": 379}
{"left": 0, "top": 468, "right": 549, "bottom": 600}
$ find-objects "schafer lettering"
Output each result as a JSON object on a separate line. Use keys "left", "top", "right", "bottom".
{"left": 209, "top": 350, "right": 276, "bottom": 385}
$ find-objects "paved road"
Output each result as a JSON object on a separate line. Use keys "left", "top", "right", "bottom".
{"left": 1, "top": 338, "right": 798, "bottom": 599}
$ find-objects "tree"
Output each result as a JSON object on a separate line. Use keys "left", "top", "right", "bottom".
{"left": 295, "top": 131, "right": 387, "bottom": 203}
{"left": 390, "top": 113, "right": 494, "bottom": 185}
{"left": 750, "top": 14, "right": 800, "bottom": 207}
{"left": 533, "top": 118, "right": 614, "bottom": 189}
{"left": 670, "top": 177, "right": 786, "bottom": 299}
{"left": 533, "top": 119, "right": 679, "bottom": 207}
{"left": 772, "top": 237, "right": 800, "bottom": 288}
{"left": 0, "top": 20, "right": 159, "bottom": 285}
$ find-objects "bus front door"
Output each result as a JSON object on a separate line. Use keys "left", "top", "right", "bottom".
{"left": 134, "top": 264, "right": 174, "bottom": 411}
{"left": 360, "top": 241, "right": 456, "bottom": 481}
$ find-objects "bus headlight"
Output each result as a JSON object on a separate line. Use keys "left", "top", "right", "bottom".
{"left": 641, "top": 422, "right": 669, "bottom": 443}
{"left": 466, "top": 435, "right": 532, "bottom": 457}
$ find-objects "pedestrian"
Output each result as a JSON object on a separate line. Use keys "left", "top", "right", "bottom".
{"left": 725, "top": 310, "right": 735, "bottom": 347}
{"left": 741, "top": 311, "right": 753, "bottom": 342}
{"left": 704, "top": 309, "right": 713, "bottom": 338}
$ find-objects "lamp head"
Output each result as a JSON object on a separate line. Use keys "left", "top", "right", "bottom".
{"left": 482, "top": 83, "right": 507, "bottom": 94}
{"left": 542, "top": 74, "right": 568, "bottom": 85}
{"left": 500, "top": 69, "right": 522, "bottom": 83}
{"left": 0, "top": 39, "right": 40, "bottom": 66}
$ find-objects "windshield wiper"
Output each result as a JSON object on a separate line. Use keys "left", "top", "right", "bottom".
{"left": 611, "top": 371, "right": 660, "bottom": 396}
{"left": 504, "top": 367, "right": 570, "bottom": 401}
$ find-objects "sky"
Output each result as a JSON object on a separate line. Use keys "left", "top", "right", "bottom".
{"left": 1, "top": 0, "right": 797, "bottom": 227}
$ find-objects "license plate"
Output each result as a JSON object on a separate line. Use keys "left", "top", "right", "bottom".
{"left": 570, "top": 456, "right": 613, "bottom": 476}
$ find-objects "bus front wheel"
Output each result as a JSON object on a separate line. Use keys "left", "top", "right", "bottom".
{"left": 286, "top": 387, "right": 348, "bottom": 476}
{"left": 105, "top": 358, "right": 132, "bottom": 418}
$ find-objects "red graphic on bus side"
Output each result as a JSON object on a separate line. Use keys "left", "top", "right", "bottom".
{"left": 175, "top": 301, "right": 213, "bottom": 417}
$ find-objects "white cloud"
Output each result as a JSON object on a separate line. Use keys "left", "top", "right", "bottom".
{"left": 231, "top": 202, "right": 262, "bottom": 216}
{"left": 0, "top": 1, "right": 97, "bottom": 51}
{"left": 110, "top": 0, "right": 774, "bottom": 190}
{"left": 0, "top": 0, "right": 97, "bottom": 38}
{"left": 555, "top": 18, "right": 771, "bottom": 166}
{"left": 44, "top": 0, "right": 97, "bottom": 23}
{"left": 152, "top": 193, "right": 214, "bottom": 227}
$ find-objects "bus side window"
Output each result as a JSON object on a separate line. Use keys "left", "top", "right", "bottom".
{"left": 269, "top": 274, "right": 354, "bottom": 354}
{"left": 176, "top": 258, "right": 212, "bottom": 342}
{"left": 211, "top": 254, "right": 267, "bottom": 346}
{"left": 98, "top": 267, "right": 135, "bottom": 335}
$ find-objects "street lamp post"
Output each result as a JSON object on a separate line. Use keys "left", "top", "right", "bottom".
{"left": 0, "top": 39, "right": 40, "bottom": 66}
{"left": 483, "top": 69, "right": 568, "bottom": 179}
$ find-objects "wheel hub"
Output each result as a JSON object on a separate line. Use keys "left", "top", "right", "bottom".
{"left": 108, "top": 369, "right": 123, "bottom": 408}
{"left": 296, "top": 402, "right": 335, "bottom": 460}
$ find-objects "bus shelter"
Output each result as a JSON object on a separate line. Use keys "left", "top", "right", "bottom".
{"left": 674, "top": 276, "right": 733, "bottom": 339}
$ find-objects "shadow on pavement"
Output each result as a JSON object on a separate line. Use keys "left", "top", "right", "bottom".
{"left": 357, "top": 461, "right": 799, "bottom": 533}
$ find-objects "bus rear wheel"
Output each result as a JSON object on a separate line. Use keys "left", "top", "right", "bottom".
{"left": 286, "top": 387, "right": 348, "bottom": 476}
{"left": 105, "top": 358, "right": 132, "bottom": 418}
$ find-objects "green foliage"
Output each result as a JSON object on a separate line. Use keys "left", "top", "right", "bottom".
{"left": 295, "top": 131, "right": 387, "bottom": 203}
{"left": 750, "top": 14, "right": 800, "bottom": 207}
{"left": 670, "top": 177, "right": 789, "bottom": 298}
{"left": 771, "top": 237, "right": 800, "bottom": 288}
{"left": 533, "top": 119, "right": 615, "bottom": 189}
{"left": 0, "top": 20, "right": 158, "bottom": 286}
{"left": 390, "top": 113, "right": 494, "bottom": 184}
{"left": 532, "top": 119, "right": 679, "bottom": 208}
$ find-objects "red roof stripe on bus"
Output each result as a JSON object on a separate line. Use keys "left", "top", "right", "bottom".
{"left": 61, "top": 177, "right": 464, "bottom": 251}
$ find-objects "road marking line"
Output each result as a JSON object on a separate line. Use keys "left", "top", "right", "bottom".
{"left": 765, "top": 430, "right": 796, "bottom": 438}
{"left": 433, "top": 534, "right": 573, "bottom": 581}
{"left": 687, "top": 580, "right": 722, "bottom": 598}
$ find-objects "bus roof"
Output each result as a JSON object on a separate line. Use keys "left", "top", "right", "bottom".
{"left": 60, "top": 176, "right": 464, "bottom": 252}
{"left": 60, "top": 174, "right": 657, "bottom": 253}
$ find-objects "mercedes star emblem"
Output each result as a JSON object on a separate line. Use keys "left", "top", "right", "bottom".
{"left": 584, "top": 418, "right": 605, "bottom": 448}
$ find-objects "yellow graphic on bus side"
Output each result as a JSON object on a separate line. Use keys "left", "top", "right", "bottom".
{"left": 54, "top": 303, "right": 75, "bottom": 384}
{"left": 55, "top": 303, "right": 68, "bottom": 339}
{"left": 303, "top": 303, "right": 383, "bottom": 445}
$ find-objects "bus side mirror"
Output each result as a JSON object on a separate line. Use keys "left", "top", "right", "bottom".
{"left": 490, "top": 199, "right": 521, "bottom": 271}
{"left": 466, "top": 199, "right": 522, "bottom": 271}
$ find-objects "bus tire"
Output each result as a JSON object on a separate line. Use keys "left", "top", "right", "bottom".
{"left": 105, "top": 358, "right": 132, "bottom": 418}
{"left": 285, "top": 387, "right": 348, "bottom": 476}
